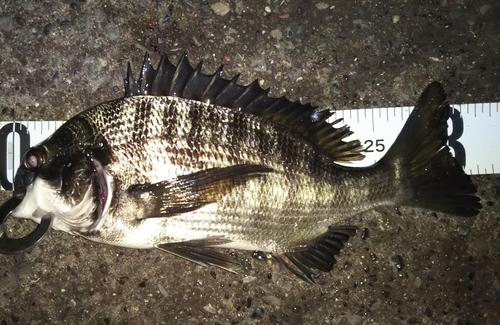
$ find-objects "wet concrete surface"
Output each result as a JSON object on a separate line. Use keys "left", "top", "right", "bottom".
{"left": 0, "top": 0, "right": 499, "bottom": 324}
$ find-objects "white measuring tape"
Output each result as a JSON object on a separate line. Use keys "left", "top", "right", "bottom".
{"left": 335, "top": 102, "right": 499, "bottom": 175}
{"left": 0, "top": 102, "right": 498, "bottom": 191}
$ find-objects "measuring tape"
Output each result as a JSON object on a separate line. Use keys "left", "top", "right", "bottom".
{"left": 0, "top": 102, "right": 498, "bottom": 191}
{"left": 336, "top": 102, "right": 499, "bottom": 175}
{"left": 0, "top": 121, "right": 64, "bottom": 191}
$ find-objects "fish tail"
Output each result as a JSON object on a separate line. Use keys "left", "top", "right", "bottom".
{"left": 381, "top": 82, "right": 481, "bottom": 217}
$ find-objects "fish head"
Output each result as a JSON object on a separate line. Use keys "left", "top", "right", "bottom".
{"left": 10, "top": 140, "right": 112, "bottom": 234}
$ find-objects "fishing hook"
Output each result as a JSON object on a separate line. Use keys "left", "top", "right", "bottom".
{"left": 0, "top": 197, "right": 52, "bottom": 255}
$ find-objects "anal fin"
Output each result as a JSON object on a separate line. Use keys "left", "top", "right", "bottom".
{"left": 156, "top": 238, "right": 242, "bottom": 273}
{"left": 275, "top": 225, "right": 358, "bottom": 283}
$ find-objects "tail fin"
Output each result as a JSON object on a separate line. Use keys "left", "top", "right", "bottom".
{"left": 382, "top": 82, "right": 481, "bottom": 217}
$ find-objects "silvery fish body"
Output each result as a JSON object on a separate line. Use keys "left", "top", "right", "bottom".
{"left": 4, "top": 54, "right": 481, "bottom": 282}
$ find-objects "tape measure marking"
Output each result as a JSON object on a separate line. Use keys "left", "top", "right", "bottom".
{"left": 0, "top": 102, "right": 498, "bottom": 191}
{"left": 335, "top": 102, "right": 499, "bottom": 176}
{"left": 0, "top": 121, "right": 64, "bottom": 191}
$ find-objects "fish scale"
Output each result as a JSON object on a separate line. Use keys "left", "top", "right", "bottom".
{"left": 58, "top": 96, "right": 437, "bottom": 230}
{"left": 0, "top": 54, "right": 480, "bottom": 283}
{"left": 68, "top": 96, "right": 391, "bottom": 251}
{"left": 89, "top": 104, "right": 395, "bottom": 251}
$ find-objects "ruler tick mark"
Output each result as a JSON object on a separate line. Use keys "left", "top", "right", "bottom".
{"left": 371, "top": 108, "right": 375, "bottom": 132}
{"left": 2, "top": 101, "right": 500, "bottom": 191}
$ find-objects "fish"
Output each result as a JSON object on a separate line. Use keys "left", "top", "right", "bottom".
{"left": 0, "top": 53, "right": 481, "bottom": 283}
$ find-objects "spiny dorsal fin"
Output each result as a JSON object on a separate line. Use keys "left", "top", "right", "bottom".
{"left": 124, "top": 53, "right": 365, "bottom": 162}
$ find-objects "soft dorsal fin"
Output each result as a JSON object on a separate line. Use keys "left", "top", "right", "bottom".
{"left": 124, "top": 53, "right": 365, "bottom": 162}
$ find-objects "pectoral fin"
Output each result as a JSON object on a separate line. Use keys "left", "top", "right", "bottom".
{"left": 275, "top": 225, "right": 358, "bottom": 283}
{"left": 156, "top": 237, "right": 242, "bottom": 273}
{"left": 128, "top": 164, "right": 273, "bottom": 218}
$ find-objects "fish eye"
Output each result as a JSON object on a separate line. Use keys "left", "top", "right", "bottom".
{"left": 23, "top": 147, "right": 47, "bottom": 171}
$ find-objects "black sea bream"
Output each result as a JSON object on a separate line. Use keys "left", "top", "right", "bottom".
{"left": 0, "top": 53, "right": 481, "bottom": 282}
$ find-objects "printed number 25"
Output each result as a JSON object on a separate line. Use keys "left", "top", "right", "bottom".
{"left": 364, "top": 139, "right": 385, "bottom": 153}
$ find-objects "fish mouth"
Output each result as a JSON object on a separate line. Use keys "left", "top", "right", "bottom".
{"left": 87, "top": 158, "right": 112, "bottom": 233}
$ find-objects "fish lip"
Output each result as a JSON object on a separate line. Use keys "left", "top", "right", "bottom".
{"left": 87, "top": 158, "right": 112, "bottom": 233}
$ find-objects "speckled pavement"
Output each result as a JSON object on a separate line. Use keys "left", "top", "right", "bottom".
{"left": 0, "top": 1, "right": 499, "bottom": 324}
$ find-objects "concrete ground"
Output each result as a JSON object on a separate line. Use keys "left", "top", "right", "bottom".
{"left": 0, "top": 0, "right": 499, "bottom": 324}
